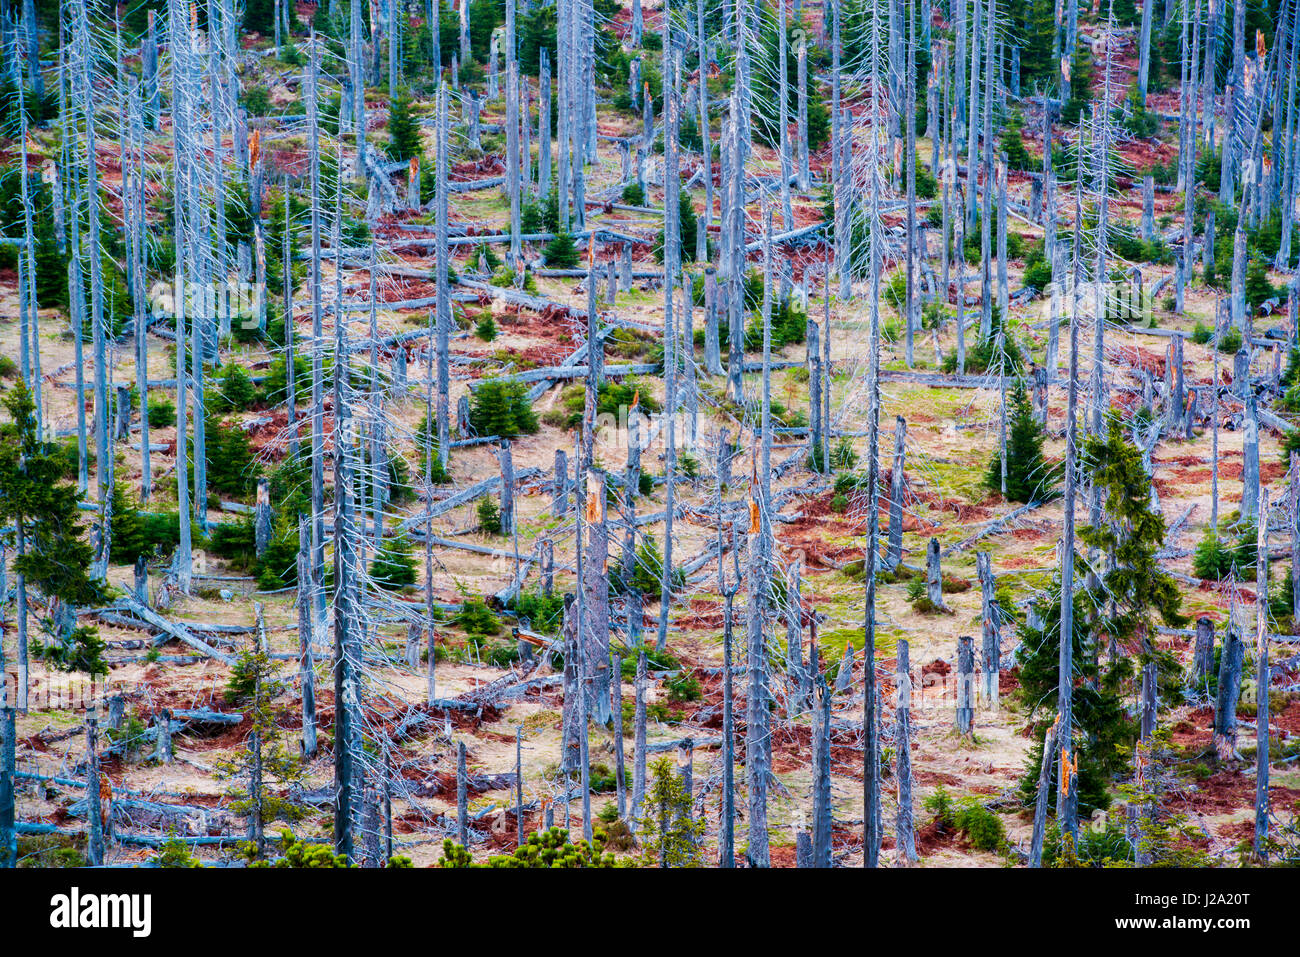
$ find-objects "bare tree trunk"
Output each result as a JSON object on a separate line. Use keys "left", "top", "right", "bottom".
{"left": 886, "top": 416, "right": 907, "bottom": 569}
{"left": 516, "top": 726, "right": 525, "bottom": 845}
{"left": 657, "top": 41, "right": 681, "bottom": 653}
{"left": 457, "top": 740, "right": 469, "bottom": 847}
{"left": 436, "top": 84, "right": 452, "bottom": 468}
{"left": 583, "top": 470, "right": 611, "bottom": 724}
{"left": 796, "top": 36, "right": 811, "bottom": 191}
{"left": 786, "top": 563, "right": 806, "bottom": 714}
{"left": 539, "top": 49, "right": 551, "bottom": 198}
{"left": 956, "top": 635, "right": 975, "bottom": 735}
{"left": 1242, "top": 393, "right": 1260, "bottom": 520}
{"left": 1255, "top": 488, "right": 1271, "bottom": 860}
{"left": 811, "top": 675, "right": 832, "bottom": 866}
{"left": 745, "top": 490, "right": 771, "bottom": 867}
{"left": 0, "top": 707, "right": 14, "bottom": 868}
{"left": 808, "top": 320, "right": 823, "bottom": 464}
{"left": 720, "top": 578, "right": 737, "bottom": 866}
{"left": 86, "top": 716, "right": 103, "bottom": 866}
{"left": 895, "top": 638, "right": 916, "bottom": 863}
{"left": 1029, "top": 718, "right": 1060, "bottom": 867}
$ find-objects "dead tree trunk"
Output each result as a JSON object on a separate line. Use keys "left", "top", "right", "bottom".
{"left": 298, "top": 514, "right": 317, "bottom": 758}
{"left": 1242, "top": 393, "right": 1260, "bottom": 521}
{"left": 811, "top": 675, "right": 832, "bottom": 867}
{"left": 631, "top": 649, "right": 648, "bottom": 827}
{"left": 925, "top": 537, "right": 948, "bottom": 611}
{"left": 1255, "top": 488, "right": 1271, "bottom": 859}
{"left": 583, "top": 470, "right": 611, "bottom": 725}
{"left": 498, "top": 441, "right": 515, "bottom": 536}
{"left": 553, "top": 448, "right": 569, "bottom": 516}
{"left": 0, "top": 707, "right": 14, "bottom": 868}
{"left": 720, "top": 577, "right": 737, "bottom": 867}
{"left": 1292, "top": 453, "right": 1300, "bottom": 625}
{"left": 786, "top": 563, "right": 806, "bottom": 714}
{"left": 612, "top": 652, "right": 626, "bottom": 819}
{"left": 886, "top": 417, "right": 907, "bottom": 569}
{"left": 1194, "top": 615, "right": 1216, "bottom": 685}
{"left": 85, "top": 717, "right": 103, "bottom": 866}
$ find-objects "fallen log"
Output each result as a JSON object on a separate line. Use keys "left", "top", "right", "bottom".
{"left": 117, "top": 593, "right": 237, "bottom": 666}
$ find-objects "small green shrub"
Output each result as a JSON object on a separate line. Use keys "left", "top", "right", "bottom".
{"left": 477, "top": 496, "right": 503, "bottom": 534}
{"left": 147, "top": 396, "right": 176, "bottom": 429}
{"left": 1217, "top": 327, "right": 1242, "bottom": 354}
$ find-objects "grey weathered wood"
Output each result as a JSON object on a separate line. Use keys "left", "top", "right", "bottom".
{"left": 895, "top": 638, "right": 916, "bottom": 864}
{"left": 631, "top": 649, "right": 647, "bottom": 829}
{"left": 1193, "top": 615, "right": 1216, "bottom": 684}
{"left": 886, "top": 417, "right": 907, "bottom": 569}
{"left": 553, "top": 448, "right": 569, "bottom": 517}
{"left": 811, "top": 674, "right": 832, "bottom": 867}
{"left": 457, "top": 740, "right": 469, "bottom": 847}
{"left": 977, "top": 551, "right": 1000, "bottom": 704}
{"left": 1292, "top": 453, "right": 1300, "bottom": 626}
{"left": 254, "top": 479, "right": 272, "bottom": 559}
{"left": 808, "top": 320, "right": 823, "bottom": 465}
{"left": 1255, "top": 487, "right": 1271, "bottom": 859}
{"left": 153, "top": 706, "right": 173, "bottom": 764}
{"left": 611, "top": 651, "right": 626, "bottom": 820}
{"left": 85, "top": 716, "right": 103, "bottom": 866}
{"left": 1242, "top": 392, "right": 1261, "bottom": 520}
{"left": 298, "top": 514, "right": 317, "bottom": 757}
{"left": 925, "top": 537, "right": 948, "bottom": 612}
{"left": 119, "top": 593, "right": 236, "bottom": 666}
{"left": 1, "top": 707, "right": 15, "bottom": 867}
{"left": 498, "top": 441, "right": 515, "bottom": 537}
{"left": 583, "top": 470, "right": 612, "bottom": 725}
{"left": 1214, "top": 626, "right": 1245, "bottom": 760}
{"left": 951, "top": 631, "right": 974, "bottom": 739}
{"left": 720, "top": 571, "right": 737, "bottom": 867}
{"left": 1140, "top": 175, "right": 1155, "bottom": 241}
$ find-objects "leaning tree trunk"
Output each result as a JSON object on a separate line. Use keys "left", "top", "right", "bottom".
{"left": 886, "top": 417, "right": 907, "bottom": 569}
{"left": 631, "top": 649, "right": 648, "bottom": 828}
{"left": 977, "top": 550, "right": 1000, "bottom": 705}
{"left": 956, "top": 635, "right": 975, "bottom": 736}
{"left": 811, "top": 673, "right": 833, "bottom": 867}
